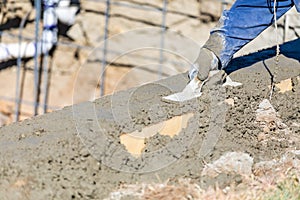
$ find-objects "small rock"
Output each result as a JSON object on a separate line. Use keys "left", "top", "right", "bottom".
{"left": 201, "top": 152, "right": 253, "bottom": 178}
{"left": 287, "top": 150, "right": 300, "bottom": 160}
{"left": 276, "top": 120, "right": 288, "bottom": 129}
{"left": 79, "top": 148, "right": 90, "bottom": 157}
{"left": 34, "top": 131, "right": 41, "bottom": 136}
{"left": 258, "top": 132, "right": 267, "bottom": 141}
{"left": 291, "top": 122, "right": 300, "bottom": 128}
{"left": 263, "top": 126, "right": 270, "bottom": 133}
{"left": 253, "top": 160, "right": 277, "bottom": 176}
{"left": 34, "top": 129, "right": 45, "bottom": 136}
{"left": 19, "top": 134, "right": 26, "bottom": 140}
{"left": 256, "top": 99, "right": 289, "bottom": 133}
{"left": 224, "top": 98, "right": 234, "bottom": 107}
{"left": 256, "top": 99, "right": 277, "bottom": 123}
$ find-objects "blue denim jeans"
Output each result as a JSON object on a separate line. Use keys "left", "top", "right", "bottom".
{"left": 204, "top": 0, "right": 299, "bottom": 69}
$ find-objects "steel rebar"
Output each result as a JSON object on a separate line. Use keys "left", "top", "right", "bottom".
{"left": 14, "top": 10, "right": 32, "bottom": 122}
{"left": 100, "top": 0, "right": 110, "bottom": 96}
{"left": 34, "top": 0, "right": 42, "bottom": 115}
{"left": 158, "top": 0, "right": 167, "bottom": 79}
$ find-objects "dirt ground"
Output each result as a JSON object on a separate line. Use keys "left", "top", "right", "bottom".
{"left": 0, "top": 43, "right": 299, "bottom": 199}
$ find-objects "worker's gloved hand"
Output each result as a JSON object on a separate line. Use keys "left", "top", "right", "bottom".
{"left": 188, "top": 48, "right": 220, "bottom": 81}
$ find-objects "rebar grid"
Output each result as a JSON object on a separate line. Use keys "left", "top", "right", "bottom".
{"left": 0, "top": 0, "right": 241, "bottom": 121}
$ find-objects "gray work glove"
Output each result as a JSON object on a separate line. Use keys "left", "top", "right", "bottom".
{"left": 188, "top": 48, "right": 220, "bottom": 81}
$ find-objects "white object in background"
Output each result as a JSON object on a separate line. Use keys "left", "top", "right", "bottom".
{"left": 0, "top": 0, "right": 79, "bottom": 61}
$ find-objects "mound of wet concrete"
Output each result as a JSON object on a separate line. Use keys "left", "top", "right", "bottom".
{"left": 0, "top": 53, "right": 300, "bottom": 199}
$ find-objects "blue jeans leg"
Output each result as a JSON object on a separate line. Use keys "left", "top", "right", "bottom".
{"left": 204, "top": 0, "right": 294, "bottom": 69}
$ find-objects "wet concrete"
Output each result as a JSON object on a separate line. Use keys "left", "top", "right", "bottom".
{"left": 0, "top": 53, "right": 300, "bottom": 199}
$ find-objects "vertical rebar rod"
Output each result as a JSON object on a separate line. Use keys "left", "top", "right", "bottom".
{"left": 14, "top": 37, "right": 22, "bottom": 121}
{"left": 42, "top": 49, "right": 49, "bottom": 113}
{"left": 158, "top": 0, "right": 167, "bottom": 79}
{"left": 34, "top": 0, "right": 41, "bottom": 115}
{"left": 100, "top": 0, "right": 110, "bottom": 96}
{"left": 14, "top": 11, "right": 31, "bottom": 122}
{"left": 42, "top": 0, "right": 49, "bottom": 114}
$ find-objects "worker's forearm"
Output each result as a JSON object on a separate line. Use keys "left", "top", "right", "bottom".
{"left": 204, "top": 0, "right": 294, "bottom": 69}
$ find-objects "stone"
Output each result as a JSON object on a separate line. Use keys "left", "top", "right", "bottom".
{"left": 201, "top": 152, "right": 254, "bottom": 178}
{"left": 224, "top": 98, "right": 234, "bottom": 107}
{"left": 258, "top": 132, "right": 267, "bottom": 141}
{"left": 256, "top": 99, "right": 277, "bottom": 123}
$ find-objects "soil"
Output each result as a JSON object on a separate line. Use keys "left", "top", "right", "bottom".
{"left": 0, "top": 46, "right": 299, "bottom": 199}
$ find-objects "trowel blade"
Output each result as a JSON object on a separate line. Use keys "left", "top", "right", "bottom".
{"left": 162, "top": 70, "right": 242, "bottom": 103}
{"left": 162, "top": 78, "right": 203, "bottom": 103}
